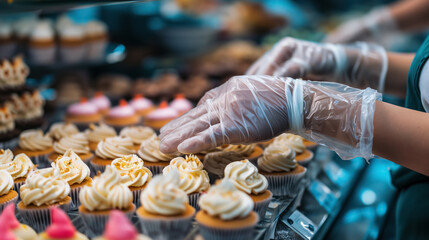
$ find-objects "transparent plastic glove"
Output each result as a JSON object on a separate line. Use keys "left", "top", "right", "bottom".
{"left": 159, "top": 75, "right": 381, "bottom": 160}
{"left": 324, "top": 8, "right": 397, "bottom": 44}
{"left": 247, "top": 37, "right": 388, "bottom": 92}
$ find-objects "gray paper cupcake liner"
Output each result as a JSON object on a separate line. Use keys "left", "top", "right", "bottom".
{"left": 138, "top": 213, "right": 194, "bottom": 240}
{"left": 18, "top": 201, "right": 70, "bottom": 232}
{"left": 198, "top": 223, "right": 256, "bottom": 240}
{"left": 29, "top": 154, "right": 50, "bottom": 169}
{"left": 80, "top": 205, "right": 135, "bottom": 236}
{"left": 132, "top": 188, "right": 144, "bottom": 208}
{"left": 90, "top": 162, "right": 107, "bottom": 176}
{"left": 188, "top": 192, "right": 201, "bottom": 211}
{"left": 70, "top": 186, "right": 84, "bottom": 209}
{"left": 0, "top": 192, "right": 18, "bottom": 213}
{"left": 253, "top": 194, "right": 272, "bottom": 220}
{"left": 14, "top": 181, "right": 25, "bottom": 198}
{"left": 0, "top": 137, "right": 19, "bottom": 150}
{"left": 146, "top": 165, "right": 165, "bottom": 176}
{"left": 265, "top": 167, "right": 307, "bottom": 197}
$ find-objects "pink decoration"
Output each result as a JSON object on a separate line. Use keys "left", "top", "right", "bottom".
{"left": 147, "top": 101, "right": 179, "bottom": 120}
{"left": 104, "top": 210, "right": 137, "bottom": 240}
{"left": 90, "top": 92, "right": 111, "bottom": 111}
{"left": 45, "top": 207, "right": 76, "bottom": 238}
{"left": 1, "top": 204, "right": 20, "bottom": 229}
{"left": 108, "top": 100, "right": 135, "bottom": 118}
{"left": 129, "top": 94, "right": 153, "bottom": 111}
{"left": 67, "top": 98, "right": 98, "bottom": 115}
{"left": 170, "top": 94, "right": 193, "bottom": 113}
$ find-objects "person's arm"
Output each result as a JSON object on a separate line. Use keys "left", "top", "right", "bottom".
{"left": 384, "top": 52, "right": 414, "bottom": 97}
{"left": 373, "top": 101, "right": 429, "bottom": 176}
{"left": 390, "top": 0, "right": 429, "bottom": 32}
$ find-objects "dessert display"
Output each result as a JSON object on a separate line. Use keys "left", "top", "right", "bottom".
{"left": 178, "top": 74, "right": 213, "bottom": 101}
{"left": 0, "top": 151, "right": 35, "bottom": 193}
{"left": 119, "top": 126, "right": 156, "bottom": 150}
{"left": 94, "top": 210, "right": 151, "bottom": 240}
{"left": 48, "top": 122, "right": 79, "bottom": 141}
{"left": 58, "top": 23, "right": 86, "bottom": 64}
{"left": 137, "top": 137, "right": 180, "bottom": 174}
{"left": 52, "top": 149, "right": 92, "bottom": 207}
{"left": 137, "top": 170, "right": 195, "bottom": 240}
{"left": 79, "top": 165, "right": 135, "bottom": 235}
{"left": 162, "top": 155, "right": 210, "bottom": 208}
{"left": 39, "top": 207, "right": 88, "bottom": 240}
{"left": 222, "top": 144, "right": 263, "bottom": 163}
{"left": 104, "top": 100, "right": 139, "bottom": 130}
{"left": 196, "top": 178, "right": 258, "bottom": 240}
{"left": 0, "top": 170, "right": 18, "bottom": 211}
{"left": 0, "top": 56, "right": 28, "bottom": 92}
{"left": 49, "top": 132, "right": 93, "bottom": 164}
{"left": 144, "top": 101, "right": 179, "bottom": 130}
{"left": 65, "top": 98, "right": 101, "bottom": 128}
{"left": 224, "top": 159, "right": 272, "bottom": 218}
{"left": 0, "top": 104, "right": 19, "bottom": 149}
{"left": 18, "top": 167, "right": 71, "bottom": 232}
{"left": 8, "top": 89, "right": 44, "bottom": 130}
{"left": 85, "top": 123, "right": 117, "bottom": 151}
{"left": 84, "top": 20, "right": 109, "bottom": 61}
{"left": 203, "top": 151, "right": 243, "bottom": 183}
{"left": 111, "top": 154, "right": 152, "bottom": 207}
{"left": 272, "top": 133, "right": 314, "bottom": 165}
{"left": 169, "top": 93, "right": 193, "bottom": 115}
{"left": 257, "top": 144, "right": 306, "bottom": 196}
{"left": 96, "top": 74, "right": 132, "bottom": 100}
{"left": 0, "top": 204, "right": 38, "bottom": 240}
{"left": 0, "top": 22, "right": 15, "bottom": 59}
{"left": 14, "top": 129, "right": 53, "bottom": 164}
{"left": 129, "top": 94, "right": 154, "bottom": 117}
{"left": 89, "top": 92, "right": 111, "bottom": 115}
{"left": 92, "top": 136, "right": 135, "bottom": 173}
{"left": 28, "top": 20, "right": 56, "bottom": 64}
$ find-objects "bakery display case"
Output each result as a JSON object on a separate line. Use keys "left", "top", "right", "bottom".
{"left": 0, "top": 0, "right": 405, "bottom": 239}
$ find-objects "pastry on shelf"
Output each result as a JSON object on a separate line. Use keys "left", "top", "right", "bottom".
{"left": 90, "top": 92, "right": 111, "bottom": 115}
{"left": 28, "top": 20, "right": 56, "bottom": 65}
{"left": 8, "top": 89, "right": 44, "bottom": 130}
{"left": 96, "top": 74, "right": 132, "bottom": 100}
{"left": 84, "top": 20, "right": 109, "bottom": 61}
{"left": 169, "top": 93, "right": 193, "bottom": 115}
{"left": 91, "top": 136, "right": 135, "bottom": 173}
{"left": 104, "top": 99, "right": 140, "bottom": 130}
{"left": 0, "top": 170, "right": 18, "bottom": 211}
{"left": 0, "top": 151, "right": 35, "bottom": 193}
{"left": 85, "top": 123, "right": 117, "bottom": 151}
{"left": 144, "top": 101, "right": 179, "bottom": 130}
{"left": 47, "top": 122, "right": 79, "bottom": 142}
{"left": 129, "top": 94, "right": 154, "bottom": 117}
{"left": 119, "top": 126, "right": 156, "bottom": 150}
{"left": 271, "top": 133, "right": 314, "bottom": 166}
{"left": 0, "top": 56, "right": 29, "bottom": 93}
{"left": 0, "top": 103, "right": 19, "bottom": 149}
{"left": 48, "top": 132, "right": 93, "bottom": 165}
{"left": 0, "top": 22, "right": 15, "bottom": 59}
{"left": 58, "top": 24, "right": 86, "bottom": 64}
{"left": 13, "top": 129, "right": 53, "bottom": 166}
{"left": 65, "top": 98, "right": 101, "bottom": 129}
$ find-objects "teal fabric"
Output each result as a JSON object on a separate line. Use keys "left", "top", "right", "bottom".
{"left": 391, "top": 35, "right": 429, "bottom": 240}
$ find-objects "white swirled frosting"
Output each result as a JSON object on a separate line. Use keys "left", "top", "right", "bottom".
{"left": 79, "top": 166, "right": 133, "bottom": 211}
{"left": 0, "top": 170, "right": 14, "bottom": 196}
{"left": 198, "top": 178, "right": 253, "bottom": 220}
{"left": 111, "top": 154, "right": 152, "bottom": 187}
{"left": 141, "top": 169, "right": 188, "bottom": 216}
{"left": 53, "top": 133, "right": 90, "bottom": 155}
{"left": 224, "top": 160, "right": 268, "bottom": 195}
{"left": 52, "top": 149, "right": 90, "bottom": 185}
{"left": 48, "top": 122, "right": 79, "bottom": 141}
{"left": 203, "top": 151, "right": 243, "bottom": 178}
{"left": 0, "top": 153, "right": 35, "bottom": 180}
{"left": 85, "top": 123, "right": 116, "bottom": 143}
{"left": 0, "top": 149, "right": 13, "bottom": 164}
{"left": 95, "top": 136, "right": 135, "bottom": 159}
{"left": 272, "top": 133, "right": 305, "bottom": 154}
{"left": 137, "top": 137, "right": 180, "bottom": 162}
{"left": 120, "top": 126, "right": 156, "bottom": 145}
{"left": 257, "top": 144, "right": 296, "bottom": 173}
{"left": 163, "top": 155, "right": 209, "bottom": 194}
{"left": 18, "top": 129, "right": 53, "bottom": 151}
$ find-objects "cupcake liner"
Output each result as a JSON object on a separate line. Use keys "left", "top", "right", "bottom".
{"left": 29, "top": 154, "right": 50, "bottom": 169}
{"left": 80, "top": 206, "right": 135, "bottom": 236}
{"left": 59, "top": 46, "right": 86, "bottom": 64}
{"left": 296, "top": 151, "right": 314, "bottom": 167}
{"left": 0, "top": 192, "right": 18, "bottom": 213}
{"left": 70, "top": 186, "right": 84, "bottom": 209}
{"left": 90, "top": 162, "right": 108, "bottom": 176}
{"left": 188, "top": 192, "right": 201, "bottom": 211}
{"left": 265, "top": 167, "right": 307, "bottom": 197}
{"left": 253, "top": 195, "right": 272, "bottom": 220}
{"left": 207, "top": 172, "right": 222, "bottom": 185}
{"left": 14, "top": 181, "right": 25, "bottom": 198}
{"left": 138, "top": 214, "right": 194, "bottom": 240}
{"left": 146, "top": 165, "right": 165, "bottom": 176}
{"left": 18, "top": 201, "right": 70, "bottom": 232}
{"left": 132, "top": 188, "right": 144, "bottom": 208}
{"left": 198, "top": 223, "right": 256, "bottom": 240}
{"left": 0, "top": 137, "right": 19, "bottom": 150}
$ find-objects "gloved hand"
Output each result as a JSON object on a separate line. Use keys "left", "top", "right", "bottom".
{"left": 159, "top": 75, "right": 380, "bottom": 160}
{"left": 247, "top": 37, "right": 388, "bottom": 92}
{"left": 324, "top": 8, "right": 397, "bottom": 44}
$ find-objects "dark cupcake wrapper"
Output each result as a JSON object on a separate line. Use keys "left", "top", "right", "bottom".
{"left": 14, "top": 181, "right": 25, "bottom": 199}
{"left": 132, "top": 188, "right": 144, "bottom": 209}
{"left": 188, "top": 192, "right": 201, "bottom": 211}
{"left": 28, "top": 154, "right": 50, "bottom": 169}
{"left": 138, "top": 213, "right": 194, "bottom": 240}
{"left": 0, "top": 137, "right": 19, "bottom": 150}
{"left": 90, "top": 162, "right": 107, "bottom": 176}
{"left": 70, "top": 186, "right": 84, "bottom": 210}
{"left": 198, "top": 223, "right": 256, "bottom": 240}
{"left": 253, "top": 194, "right": 272, "bottom": 220}
{"left": 18, "top": 201, "right": 71, "bottom": 233}
{"left": 265, "top": 167, "right": 307, "bottom": 197}
{"left": 146, "top": 165, "right": 165, "bottom": 176}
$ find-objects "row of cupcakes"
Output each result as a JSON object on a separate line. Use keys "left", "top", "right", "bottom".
{"left": 65, "top": 93, "right": 193, "bottom": 130}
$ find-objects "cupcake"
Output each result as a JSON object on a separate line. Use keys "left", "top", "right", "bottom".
{"left": 224, "top": 160, "right": 272, "bottom": 219}
{"left": 162, "top": 155, "right": 209, "bottom": 209}
{"left": 39, "top": 206, "right": 88, "bottom": 240}
{"left": 79, "top": 166, "right": 135, "bottom": 236}
{"left": 89, "top": 92, "right": 111, "bottom": 115}
{"left": 272, "top": 133, "right": 314, "bottom": 165}
{"left": 111, "top": 154, "right": 152, "bottom": 208}
{"left": 257, "top": 144, "right": 306, "bottom": 196}
{"left": 84, "top": 21, "right": 109, "bottom": 62}
{"left": 119, "top": 126, "right": 156, "bottom": 150}
{"left": 0, "top": 151, "right": 35, "bottom": 193}
{"left": 52, "top": 149, "right": 92, "bottom": 207}
{"left": 137, "top": 170, "right": 195, "bottom": 240}
{"left": 91, "top": 136, "right": 135, "bottom": 173}
{"left": 0, "top": 56, "right": 28, "bottom": 92}
{"left": 137, "top": 137, "right": 180, "bottom": 175}
{"left": 204, "top": 151, "right": 244, "bottom": 183}
{"left": 222, "top": 144, "right": 263, "bottom": 164}
{"left": 104, "top": 100, "right": 139, "bottom": 131}
{"left": 0, "top": 204, "right": 38, "bottom": 240}
{"left": 9, "top": 89, "right": 44, "bottom": 130}
{"left": 18, "top": 167, "right": 71, "bottom": 232}
{"left": 303, "top": 138, "right": 318, "bottom": 151}
{"left": 169, "top": 94, "right": 193, "bottom": 115}
{"left": 196, "top": 178, "right": 258, "bottom": 240}
{"left": 144, "top": 101, "right": 179, "bottom": 130}
{"left": 129, "top": 94, "right": 154, "bottom": 117}
{"left": 48, "top": 122, "right": 79, "bottom": 142}
{"left": 28, "top": 20, "right": 55, "bottom": 65}
{"left": 85, "top": 123, "right": 116, "bottom": 151}
{"left": 58, "top": 24, "right": 86, "bottom": 64}
{"left": 0, "top": 22, "right": 15, "bottom": 59}
{"left": 0, "top": 105, "right": 19, "bottom": 149}
{"left": 0, "top": 170, "right": 18, "bottom": 211}
{"left": 94, "top": 210, "right": 151, "bottom": 240}
{"left": 48, "top": 133, "right": 93, "bottom": 164}
{"left": 65, "top": 98, "right": 101, "bottom": 129}
{"left": 14, "top": 129, "right": 53, "bottom": 166}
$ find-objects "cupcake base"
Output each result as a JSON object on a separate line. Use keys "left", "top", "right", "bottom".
{"left": 104, "top": 115, "right": 140, "bottom": 131}
{"left": 137, "top": 204, "right": 195, "bottom": 240}
{"left": 143, "top": 119, "right": 172, "bottom": 131}
{"left": 295, "top": 150, "right": 314, "bottom": 166}
{"left": 249, "top": 190, "right": 272, "bottom": 220}
{"left": 90, "top": 156, "right": 113, "bottom": 175}
{"left": 246, "top": 146, "right": 263, "bottom": 165}
{"left": 196, "top": 211, "right": 259, "bottom": 240}
{"left": 144, "top": 161, "right": 170, "bottom": 175}
{"left": 130, "top": 185, "right": 146, "bottom": 208}
{"left": 70, "top": 178, "right": 93, "bottom": 209}
{"left": 14, "top": 147, "right": 53, "bottom": 168}
{"left": 14, "top": 177, "right": 26, "bottom": 197}
{"left": 303, "top": 139, "right": 318, "bottom": 151}
{"left": 65, "top": 113, "right": 102, "bottom": 130}
{"left": 0, "top": 190, "right": 18, "bottom": 212}
{"left": 79, "top": 204, "right": 136, "bottom": 236}
{"left": 260, "top": 165, "right": 307, "bottom": 197}
{"left": 17, "top": 196, "right": 71, "bottom": 232}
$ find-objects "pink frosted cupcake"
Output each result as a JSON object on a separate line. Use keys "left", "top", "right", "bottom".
{"left": 0, "top": 204, "right": 38, "bottom": 240}
{"left": 169, "top": 94, "right": 193, "bottom": 115}
{"left": 38, "top": 207, "right": 88, "bottom": 240}
{"left": 129, "top": 94, "right": 154, "bottom": 117}
{"left": 94, "top": 210, "right": 151, "bottom": 240}
{"left": 143, "top": 101, "right": 179, "bottom": 130}
{"left": 90, "top": 92, "right": 111, "bottom": 115}
{"left": 65, "top": 98, "right": 101, "bottom": 129}
{"left": 104, "top": 100, "right": 139, "bottom": 131}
